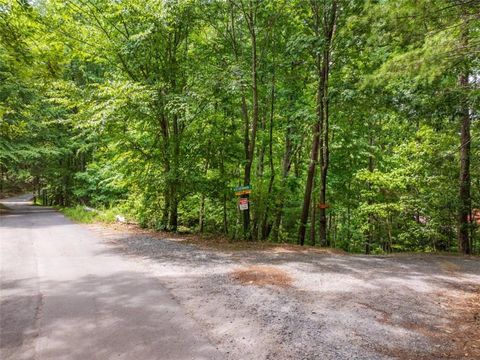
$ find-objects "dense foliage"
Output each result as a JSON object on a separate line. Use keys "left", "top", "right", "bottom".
{"left": 1, "top": 0, "right": 478, "bottom": 254}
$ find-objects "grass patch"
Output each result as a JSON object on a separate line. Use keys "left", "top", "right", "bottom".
{"left": 95, "top": 207, "right": 120, "bottom": 223}
{"left": 61, "top": 206, "right": 97, "bottom": 223}
{"left": 61, "top": 205, "right": 129, "bottom": 224}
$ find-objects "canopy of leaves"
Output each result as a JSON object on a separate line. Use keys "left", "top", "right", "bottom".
{"left": 1, "top": 0, "right": 478, "bottom": 253}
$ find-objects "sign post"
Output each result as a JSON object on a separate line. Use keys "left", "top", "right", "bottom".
{"left": 234, "top": 185, "right": 252, "bottom": 236}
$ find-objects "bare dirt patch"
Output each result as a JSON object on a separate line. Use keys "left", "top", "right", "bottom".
{"left": 438, "top": 259, "right": 462, "bottom": 273}
{"left": 231, "top": 266, "right": 293, "bottom": 287}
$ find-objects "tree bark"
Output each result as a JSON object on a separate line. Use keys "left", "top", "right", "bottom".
{"left": 199, "top": 160, "right": 209, "bottom": 232}
{"left": 298, "top": 121, "right": 320, "bottom": 245}
{"left": 318, "top": 0, "right": 337, "bottom": 247}
{"left": 365, "top": 133, "right": 374, "bottom": 255}
{"left": 299, "top": 0, "right": 337, "bottom": 246}
{"left": 310, "top": 193, "right": 317, "bottom": 245}
{"left": 273, "top": 124, "right": 293, "bottom": 241}
{"left": 458, "top": 71, "right": 471, "bottom": 254}
{"left": 241, "top": 0, "right": 259, "bottom": 240}
{"left": 228, "top": 1, "right": 258, "bottom": 239}
{"left": 261, "top": 59, "right": 276, "bottom": 240}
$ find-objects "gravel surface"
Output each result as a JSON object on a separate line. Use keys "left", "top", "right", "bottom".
{"left": 89, "top": 225, "right": 480, "bottom": 360}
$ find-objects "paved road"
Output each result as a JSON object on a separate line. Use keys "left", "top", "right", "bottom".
{"left": 0, "top": 195, "right": 221, "bottom": 360}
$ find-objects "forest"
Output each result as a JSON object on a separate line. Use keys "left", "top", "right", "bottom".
{"left": 1, "top": 0, "right": 479, "bottom": 254}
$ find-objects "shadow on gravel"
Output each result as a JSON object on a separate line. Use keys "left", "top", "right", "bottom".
{"left": 101, "top": 231, "right": 480, "bottom": 282}
{"left": 96, "top": 234, "right": 236, "bottom": 268}
{"left": 93, "top": 231, "right": 480, "bottom": 359}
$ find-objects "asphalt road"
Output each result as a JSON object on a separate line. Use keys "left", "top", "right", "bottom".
{"left": 0, "top": 195, "right": 222, "bottom": 360}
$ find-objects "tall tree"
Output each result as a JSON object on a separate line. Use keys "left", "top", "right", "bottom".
{"left": 298, "top": 0, "right": 338, "bottom": 246}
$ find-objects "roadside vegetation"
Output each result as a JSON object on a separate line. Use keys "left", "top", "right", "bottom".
{"left": 1, "top": 0, "right": 478, "bottom": 254}
{"left": 0, "top": 202, "right": 10, "bottom": 214}
{"left": 60, "top": 205, "right": 128, "bottom": 224}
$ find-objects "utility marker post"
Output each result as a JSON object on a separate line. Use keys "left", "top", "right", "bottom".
{"left": 234, "top": 185, "right": 252, "bottom": 239}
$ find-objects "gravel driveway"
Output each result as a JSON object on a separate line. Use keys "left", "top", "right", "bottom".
{"left": 89, "top": 224, "right": 480, "bottom": 360}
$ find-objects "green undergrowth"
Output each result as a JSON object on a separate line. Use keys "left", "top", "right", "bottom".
{"left": 60, "top": 205, "right": 128, "bottom": 224}
{"left": 0, "top": 203, "right": 11, "bottom": 213}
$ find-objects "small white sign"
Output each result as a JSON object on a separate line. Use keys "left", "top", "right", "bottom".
{"left": 239, "top": 198, "right": 249, "bottom": 211}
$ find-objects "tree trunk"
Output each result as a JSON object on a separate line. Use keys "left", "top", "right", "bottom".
{"left": 458, "top": 71, "right": 471, "bottom": 254}
{"left": 199, "top": 160, "right": 209, "bottom": 232}
{"left": 158, "top": 87, "right": 171, "bottom": 229}
{"left": 169, "top": 194, "right": 178, "bottom": 231}
{"left": 220, "top": 134, "right": 229, "bottom": 234}
{"left": 228, "top": 1, "right": 258, "bottom": 240}
{"left": 242, "top": 2, "right": 259, "bottom": 240}
{"left": 272, "top": 125, "right": 293, "bottom": 241}
{"left": 199, "top": 193, "right": 205, "bottom": 232}
{"left": 318, "top": 0, "right": 337, "bottom": 247}
{"left": 310, "top": 194, "right": 317, "bottom": 246}
{"left": 261, "top": 61, "right": 276, "bottom": 240}
{"left": 366, "top": 133, "right": 374, "bottom": 255}
{"left": 299, "top": 0, "right": 337, "bottom": 246}
{"left": 298, "top": 121, "right": 320, "bottom": 245}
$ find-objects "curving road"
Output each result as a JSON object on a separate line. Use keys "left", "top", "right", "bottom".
{"left": 0, "top": 195, "right": 221, "bottom": 360}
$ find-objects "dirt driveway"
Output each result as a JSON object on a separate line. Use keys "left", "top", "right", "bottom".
{"left": 89, "top": 224, "right": 480, "bottom": 360}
